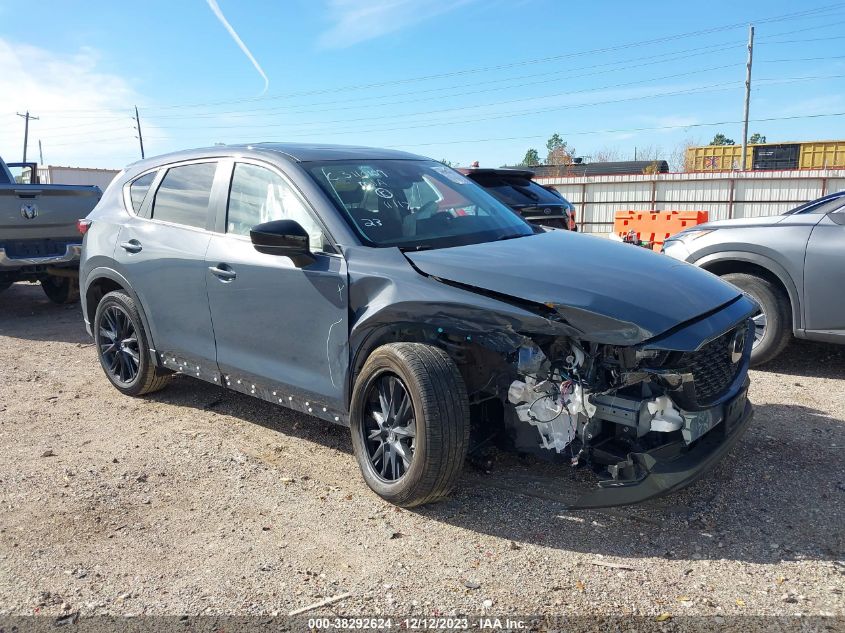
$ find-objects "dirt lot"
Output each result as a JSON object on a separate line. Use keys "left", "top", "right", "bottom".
{"left": 0, "top": 282, "right": 843, "bottom": 620}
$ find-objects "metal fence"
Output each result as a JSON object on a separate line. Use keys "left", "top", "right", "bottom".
{"left": 536, "top": 168, "right": 845, "bottom": 233}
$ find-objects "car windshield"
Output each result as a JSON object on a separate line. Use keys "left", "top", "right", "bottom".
{"left": 783, "top": 192, "right": 845, "bottom": 215}
{"left": 469, "top": 172, "right": 567, "bottom": 208}
{"left": 305, "top": 160, "right": 535, "bottom": 249}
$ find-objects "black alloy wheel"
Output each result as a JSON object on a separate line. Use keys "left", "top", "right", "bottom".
{"left": 97, "top": 304, "right": 141, "bottom": 385}
{"left": 361, "top": 373, "right": 417, "bottom": 481}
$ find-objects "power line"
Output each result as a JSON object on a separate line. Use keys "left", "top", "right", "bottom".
{"left": 385, "top": 111, "right": 845, "bottom": 149}
{"left": 142, "top": 42, "right": 747, "bottom": 121}
{"left": 146, "top": 66, "right": 744, "bottom": 132}
{"left": 23, "top": 2, "right": 845, "bottom": 116}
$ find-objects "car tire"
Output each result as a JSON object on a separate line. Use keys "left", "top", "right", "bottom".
{"left": 722, "top": 272, "right": 791, "bottom": 366}
{"left": 41, "top": 275, "right": 79, "bottom": 304}
{"left": 94, "top": 290, "right": 170, "bottom": 396}
{"left": 350, "top": 342, "right": 470, "bottom": 507}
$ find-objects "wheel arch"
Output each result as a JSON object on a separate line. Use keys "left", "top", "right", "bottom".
{"left": 84, "top": 267, "right": 159, "bottom": 364}
{"left": 347, "top": 322, "right": 512, "bottom": 412}
{"left": 694, "top": 252, "right": 802, "bottom": 332}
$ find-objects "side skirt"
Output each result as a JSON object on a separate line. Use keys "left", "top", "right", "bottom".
{"left": 158, "top": 351, "right": 350, "bottom": 427}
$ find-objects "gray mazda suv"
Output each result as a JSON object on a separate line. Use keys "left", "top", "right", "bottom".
{"left": 79, "top": 143, "right": 755, "bottom": 508}
{"left": 664, "top": 191, "right": 845, "bottom": 365}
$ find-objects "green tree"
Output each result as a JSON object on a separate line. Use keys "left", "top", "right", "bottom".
{"left": 709, "top": 133, "right": 736, "bottom": 146}
{"left": 748, "top": 133, "right": 766, "bottom": 144}
{"left": 545, "top": 133, "right": 573, "bottom": 165}
{"left": 520, "top": 148, "right": 540, "bottom": 166}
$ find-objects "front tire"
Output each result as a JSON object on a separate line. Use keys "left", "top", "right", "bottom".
{"left": 350, "top": 343, "right": 470, "bottom": 507}
{"left": 722, "top": 272, "right": 791, "bottom": 366}
{"left": 94, "top": 290, "right": 170, "bottom": 396}
{"left": 41, "top": 275, "right": 79, "bottom": 304}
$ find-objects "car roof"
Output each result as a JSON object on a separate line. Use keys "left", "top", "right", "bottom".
{"left": 125, "top": 143, "right": 429, "bottom": 171}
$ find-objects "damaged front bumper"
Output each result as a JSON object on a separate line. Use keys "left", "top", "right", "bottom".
{"left": 571, "top": 387, "right": 753, "bottom": 509}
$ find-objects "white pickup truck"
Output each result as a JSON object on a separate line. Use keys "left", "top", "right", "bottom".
{"left": 0, "top": 156, "right": 103, "bottom": 303}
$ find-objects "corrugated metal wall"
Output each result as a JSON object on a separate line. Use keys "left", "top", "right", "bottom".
{"left": 537, "top": 169, "right": 845, "bottom": 233}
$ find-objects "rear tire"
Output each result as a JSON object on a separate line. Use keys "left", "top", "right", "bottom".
{"left": 94, "top": 290, "right": 170, "bottom": 396}
{"left": 722, "top": 272, "right": 791, "bottom": 366}
{"left": 350, "top": 343, "right": 470, "bottom": 507}
{"left": 41, "top": 275, "right": 79, "bottom": 304}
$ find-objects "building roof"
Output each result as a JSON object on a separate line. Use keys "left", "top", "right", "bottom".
{"left": 507, "top": 161, "right": 670, "bottom": 177}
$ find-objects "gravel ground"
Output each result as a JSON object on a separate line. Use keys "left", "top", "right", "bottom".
{"left": 0, "top": 282, "right": 843, "bottom": 621}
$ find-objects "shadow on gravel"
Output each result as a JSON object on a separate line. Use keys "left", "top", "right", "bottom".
{"left": 146, "top": 374, "right": 355, "bottom": 454}
{"left": 753, "top": 338, "right": 844, "bottom": 378}
{"left": 411, "top": 402, "right": 845, "bottom": 565}
{"left": 0, "top": 282, "right": 88, "bottom": 344}
{"left": 148, "top": 373, "right": 845, "bottom": 566}
{"left": 9, "top": 278, "right": 840, "bottom": 565}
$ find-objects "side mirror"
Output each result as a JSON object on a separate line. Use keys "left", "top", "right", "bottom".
{"left": 250, "top": 219, "right": 315, "bottom": 267}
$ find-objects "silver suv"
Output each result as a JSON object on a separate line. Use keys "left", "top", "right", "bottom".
{"left": 664, "top": 191, "right": 845, "bottom": 365}
{"left": 80, "top": 143, "right": 756, "bottom": 508}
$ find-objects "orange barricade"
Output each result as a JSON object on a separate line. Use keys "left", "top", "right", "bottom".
{"left": 613, "top": 210, "right": 709, "bottom": 251}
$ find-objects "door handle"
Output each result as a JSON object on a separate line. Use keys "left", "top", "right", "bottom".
{"left": 208, "top": 265, "right": 237, "bottom": 281}
{"left": 119, "top": 240, "right": 142, "bottom": 254}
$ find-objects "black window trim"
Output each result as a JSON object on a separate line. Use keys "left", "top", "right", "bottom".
{"left": 122, "top": 167, "right": 160, "bottom": 217}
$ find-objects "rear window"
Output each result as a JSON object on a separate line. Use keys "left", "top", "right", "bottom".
{"left": 152, "top": 162, "right": 217, "bottom": 229}
{"left": 469, "top": 173, "right": 566, "bottom": 207}
{"left": 129, "top": 171, "right": 156, "bottom": 213}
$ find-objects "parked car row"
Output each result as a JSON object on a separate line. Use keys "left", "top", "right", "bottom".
{"left": 77, "top": 143, "right": 756, "bottom": 509}
{"left": 4, "top": 141, "right": 841, "bottom": 509}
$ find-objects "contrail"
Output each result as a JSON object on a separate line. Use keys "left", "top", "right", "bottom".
{"left": 205, "top": 0, "right": 269, "bottom": 95}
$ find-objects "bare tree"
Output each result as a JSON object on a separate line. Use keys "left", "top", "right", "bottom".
{"left": 593, "top": 146, "right": 622, "bottom": 162}
{"left": 634, "top": 144, "right": 664, "bottom": 162}
{"left": 666, "top": 137, "right": 701, "bottom": 172}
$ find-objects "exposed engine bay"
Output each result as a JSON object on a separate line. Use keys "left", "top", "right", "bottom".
{"left": 501, "top": 324, "right": 749, "bottom": 488}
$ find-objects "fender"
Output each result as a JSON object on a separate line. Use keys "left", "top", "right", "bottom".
{"left": 692, "top": 250, "right": 802, "bottom": 332}
{"left": 82, "top": 266, "right": 160, "bottom": 366}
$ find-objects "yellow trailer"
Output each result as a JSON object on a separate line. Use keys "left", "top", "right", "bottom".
{"left": 686, "top": 140, "right": 845, "bottom": 172}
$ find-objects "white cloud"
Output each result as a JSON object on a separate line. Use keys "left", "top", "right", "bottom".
{"left": 318, "top": 0, "right": 477, "bottom": 49}
{"left": 0, "top": 37, "right": 164, "bottom": 168}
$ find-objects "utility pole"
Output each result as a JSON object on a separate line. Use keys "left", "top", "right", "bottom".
{"left": 134, "top": 105, "right": 145, "bottom": 159}
{"left": 16, "top": 111, "right": 39, "bottom": 163}
{"left": 38, "top": 140, "right": 44, "bottom": 165}
{"left": 740, "top": 24, "right": 754, "bottom": 171}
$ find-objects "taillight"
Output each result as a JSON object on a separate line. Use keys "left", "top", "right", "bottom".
{"left": 77, "top": 219, "right": 92, "bottom": 235}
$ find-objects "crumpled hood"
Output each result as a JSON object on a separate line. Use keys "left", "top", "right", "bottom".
{"left": 405, "top": 230, "right": 743, "bottom": 344}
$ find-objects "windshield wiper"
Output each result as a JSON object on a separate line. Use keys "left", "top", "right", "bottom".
{"left": 495, "top": 233, "right": 528, "bottom": 242}
{"left": 399, "top": 244, "right": 434, "bottom": 252}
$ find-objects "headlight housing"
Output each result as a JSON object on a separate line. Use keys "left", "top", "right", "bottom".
{"left": 671, "top": 228, "right": 714, "bottom": 244}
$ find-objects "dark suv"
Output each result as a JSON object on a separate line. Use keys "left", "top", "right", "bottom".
{"left": 80, "top": 143, "right": 755, "bottom": 508}
{"left": 459, "top": 168, "right": 576, "bottom": 230}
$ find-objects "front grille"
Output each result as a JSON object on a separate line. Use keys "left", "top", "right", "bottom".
{"left": 3, "top": 239, "right": 69, "bottom": 258}
{"left": 680, "top": 327, "right": 743, "bottom": 406}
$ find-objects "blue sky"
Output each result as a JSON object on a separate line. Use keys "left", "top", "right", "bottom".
{"left": 1, "top": 0, "right": 844, "bottom": 168}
